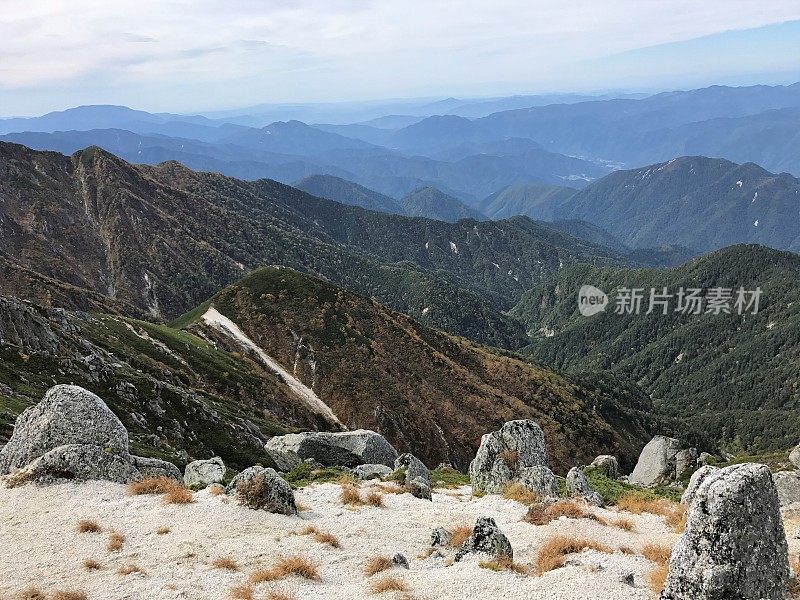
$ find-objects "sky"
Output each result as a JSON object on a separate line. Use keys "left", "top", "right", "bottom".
{"left": 1, "top": 0, "right": 799, "bottom": 116}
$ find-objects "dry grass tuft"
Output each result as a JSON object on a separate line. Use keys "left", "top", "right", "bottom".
{"left": 117, "top": 563, "right": 145, "bottom": 576}
{"left": 155, "top": 525, "right": 171, "bottom": 535}
{"left": 128, "top": 476, "right": 177, "bottom": 495}
{"left": 448, "top": 524, "right": 473, "bottom": 548}
{"left": 298, "top": 525, "right": 341, "bottom": 548}
{"left": 106, "top": 531, "right": 125, "bottom": 552}
{"left": 617, "top": 494, "right": 676, "bottom": 517}
{"left": 340, "top": 483, "right": 384, "bottom": 507}
{"left": 82, "top": 558, "right": 101, "bottom": 571}
{"left": 208, "top": 484, "right": 225, "bottom": 496}
{"left": 534, "top": 535, "right": 613, "bottom": 575}
{"left": 479, "top": 556, "right": 529, "bottom": 575}
{"left": 498, "top": 449, "right": 519, "bottom": 471}
{"left": 641, "top": 543, "right": 672, "bottom": 565}
{"left": 619, "top": 545, "right": 636, "bottom": 555}
{"left": 76, "top": 519, "right": 102, "bottom": 534}
{"left": 266, "top": 593, "right": 298, "bottom": 600}
{"left": 248, "top": 555, "right": 320, "bottom": 583}
{"left": 212, "top": 556, "right": 240, "bottom": 571}
{"left": 229, "top": 584, "right": 254, "bottom": 600}
{"left": 647, "top": 563, "right": 669, "bottom": 594}
{"left": 665, "top": 504, "right": 688, "bottom": 533}
{"left": 604, "top": 516, "right": 635, "bottom": 531}
{"left": 340, "top": 484, "right": 363, "bottom": 505}
{"left": 502, "top": 482, "right": 540, "bottom": 505}
{"left": 523, "top": 500, "right": 596, "bottom": 525}
{"left": 363, "top": 489, "right": 385, "bottom": 507}
{"left": 369, "top": 576, "right": 409, "bottom": 594}
{"left": 17, "top": 588, "right": 46, "bottom": 600}
{"left": 51, "top": 592, "right": 88, "bottom": 600}
{"left": 164, "top": 486, "right": 194, "bottom": 504}
{"left": 364, "top": 555, "right": 394, "bottom": 576}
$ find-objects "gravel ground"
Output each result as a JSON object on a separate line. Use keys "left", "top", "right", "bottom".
{"left": 0, "top": 479, "right": 688, "bottom": 599}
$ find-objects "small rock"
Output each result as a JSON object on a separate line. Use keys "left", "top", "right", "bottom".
{"left": 790, "top": 444, "right": 800, "bottom": 470}
{"left": 225, "top": 466, "right": 297, "bottom": 515}
{"left": 352, "top": 463, "right": 393, "bottom": 481}
{"left": 454, "top": 517, "right": 513, "bottom": 562}
{"left": 589, "top": 455, "right": 619, "bottom": 479}
{"left": 565, "top": 467, "right": 604, "bottom": 506}
{"left": 621, "top": 573, "right": 635, "bottom": 586}
{"left": 772, "top": 470, "right": 800, "bottom": 507}
{"left": 697, "top": 451, "right": 714, "bottom": 466}
{"left": 431, "top": 527, "right": 452, "bottom": 547}
{"left": 674, "top": 448, "right": 698, "bottom": 479}
{"left": 184, "top": 457, "right": 226, "bottom": 489}
{"left": 681, "top": 465, "right": 718, "bottom": 506}
{"left": 515, "top": 465, "right": 559, "bottom": 499}
{"left": 395, "top": 453, "right": 432, "bottom": 500}
{"left": 392, "top": 553, "right": 409, "bottom": 569}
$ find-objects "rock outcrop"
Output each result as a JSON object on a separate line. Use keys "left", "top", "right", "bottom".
{"left": 469, "top": 420, "right": 554, "bottom": 495}
{"left": 0, "top": 385, "right": 178, "bottom": 485}
{"left": 674, "top": 448, "right": 698, "bottom": 479}
{"left": 454, "top": 517, "right": 513, "bottom": 562}
{"left": 628, "top": 435, "right": 681, "bottom": 486}
{"left": 225, "top": 466, "right": 297, "bottom": 515}
{"left": 790, "top": 444, "right": 800, "bottom": 470}
{"left": 772, "top": 470, "right": 800, "bottom": 507}
{"left": 565, "top": 467, "right": 603, "bottom": 506}
{"left": 589, "top": 455, "right": 619, "bottom": 479}
{"left": 184, "top": 457, "right": 226, "bottom": 489}
{"left": 662, "top": 463, "right": 789, "bottom": 600}
{"left": 395, "top": 453, "right": 432, "bottom": 500}
{"left": 265, "top": 430, "right": 398, "bottom": 471}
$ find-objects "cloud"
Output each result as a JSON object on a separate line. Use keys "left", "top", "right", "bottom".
{"left": 1, "top": 0, "right": 799, "bottom": 114}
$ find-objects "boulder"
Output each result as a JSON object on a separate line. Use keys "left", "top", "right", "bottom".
{"left": 565, "top": 467, "right": 603, "bottom": 506}
{"left": 395, "top": 453, "right": 432, "bottom": 500}
{"left": 392, "top": 554, "right": 409, "bottom": 569}
{"left": 790, "top": 444, "right": 800, "bottom": 470}
{"left": 772, "top": 470, "right": 800, "bottom": 507}
{"left": 589, "top": 455, "right": 619, "bottom": 479}
{"left": 226, "top": 466, "right": 297, "bottom": 515}
{"left": 454, "top": 517, "right": 513, "bottom": 562}
{"left": 0, "top": 385, "right": 178, "bottom": 486}
{"left": 469, "top": 420, "right": 549, "bottom": 494}
{"left": 628, "top": 435, "right": 681, "bottom": 486}
{"left": 674, "top": 448, "right": 698, "bottom": 479}
{"left": 265, "top": 430, "right": 398, "bottom": 471}
{"left": 515, "top": 466, "right": 558, "bottom": 500}
{"left": 680, "top": 465, "right": 718, "bottom": 506}
{"left": 0, "top": 384, "right": 129, "bottom": 474}
{"left": 430, "top": 527, "right": 452, "bottom": 547}
{"left": 5, "top": 444, "right": 139, "bottom": 486}
{"left": 352, "top": 463, "right": 393, "bottom": 481}
{"left": 662, "top": 463, "right": 789, "bottom": 600}
{"left": 184, "top": 457, "right": 226, "bottom": 489}
{"left": 132, "top": 455, "right": 182, "bottom": 481}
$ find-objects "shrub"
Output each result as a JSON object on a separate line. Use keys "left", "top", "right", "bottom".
{"left": 641, "top": 543, "right": 671, "bottom": 565}
{"left": 369, "top": 576, "right": 408, "bottom": 594}
{"left": 534, "top": 535, "right": 612, "bottom": 575}
{"left": 523, "top": 500, "right": 596, "bottom": 525}
{"left": 363, "top": 489, "right": 385, "bottom": 507}
{"left": 647, "top": 563, "right": 669, "bottom": 594}
{"left": 82, "top": 558, "right": 101, "bottom": 570}
{"left": 107, "top": 531, "right": 125, "bottom": 552}
{"left": 503, "top": 483, "right": 540, "bottom": 505}
{"left": 228, "top": 584, "right": 254, "bottom": 600}
{"left": 340, "top": 484, "right": 363, "bottom": 505}
{"left": 364, "top": 555, "right": 394, "bottom": 576}
{"left": 164, "top": 486, "right": 194, "bottom": 504}
{"left": 129, "top": 476, "right": 177, "bottom": 495}
{"left": 212, "top": 556, "right": 240, "bottom": 571}
{"left": 208, "top": 484, "right": 225, "bottom": 496}
{"left": 604, "top": 516, "right": 635, "bottom": 531}
{"left": 76, "top": 519, "right": 102, "bottom": 534}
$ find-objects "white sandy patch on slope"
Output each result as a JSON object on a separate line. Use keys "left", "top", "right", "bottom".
{"left": 201, "top": 306, "right": 344, "bottom": 429}
{"left": 0, "top": 480, "right": 679, "bottom": 600}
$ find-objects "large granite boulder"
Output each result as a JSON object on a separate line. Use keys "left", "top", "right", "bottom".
{"left": 589, "top": 455, "right": 619, "bottom": 479}
{"left": 628, "top": 435, "right": 682, "bottom": 486}
{"left": 184, "top": 457, "right": 226, "bottom": 489}
{"left": 0, "top": 385, "right": 178, "bottom": 485}
{"left": 395, "top": 453, "right": 432, "bottom": 500}
{"left": 565, "top": 467, "right": 603, "bottom": 506}
{"left": 680, "top": 465, "right": 718, "bottom": 506}
{"left": 226, "top": 466, "right": 297, "bottom": 515}
{"left": 469, "top": 420, "right": 550, "bottom": 494}
{"left": 0, "top": 385, "right": 129, "bottom": 474}
{"left": 662, "top": 464, "right": 789, "bottom": 600}
{"left": 772, "top": 470, "right": 800, "bottom": 507}
{"left": 454, "top": 517, "right": 513, "bottom": 562}
{"left": 790, "top": 444, "right": 800, "bottom": 470}
{"left": 265, "top": 430, "right": 398, "bottom": 471}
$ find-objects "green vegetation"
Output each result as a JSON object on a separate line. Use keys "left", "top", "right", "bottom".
{"left": 282, "top": 462, "right": 350, "bottom": 489}
{"left": 430, "top": 468, "right": 470, "bottom": 488}
{"left": 584, "top": 469, "right": 683, "bottom": 504}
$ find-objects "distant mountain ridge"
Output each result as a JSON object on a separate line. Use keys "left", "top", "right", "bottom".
{"left": 400, "top": 187, "right": 486, "bottom": 222}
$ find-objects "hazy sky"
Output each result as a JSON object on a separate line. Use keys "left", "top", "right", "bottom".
{"left": 2, "top": 0, "right": 799, "bottom": 116}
